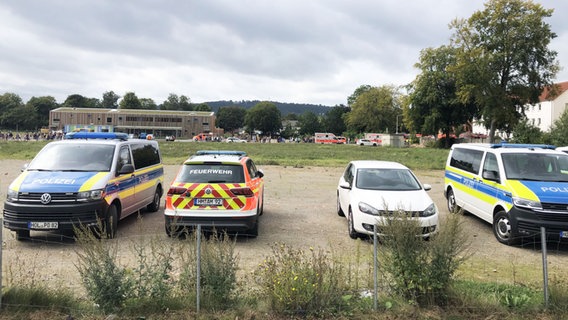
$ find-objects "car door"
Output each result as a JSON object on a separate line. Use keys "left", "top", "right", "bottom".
{"left": 116, "top": 145, "right": 137, "bottom": 215}
{"left": 473, "top": 152, "right": 500, "bottom": 223}
{"left": 338, "top": 163, "right": 355, "bottom": 214}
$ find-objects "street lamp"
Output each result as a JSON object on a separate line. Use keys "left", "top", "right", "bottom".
{"left": 396, "top": 115, "right": 402, "bottom": 134}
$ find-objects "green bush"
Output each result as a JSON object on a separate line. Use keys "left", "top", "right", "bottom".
{"left": 74, "top": 227, "right": 133, "bottom": 314}
{"left": 253, "top": 243, "right": 351, "bottom": 317}
{"left": 176, "top": 231, "right": 239, "bottom": 310}
{"left": 379, "top": 211, "right": 470, "bottom": 306}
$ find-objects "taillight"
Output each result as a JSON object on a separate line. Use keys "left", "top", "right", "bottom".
{"left": 167, "top": 186, "right": 187, "bottom": 196}
{"left": 231, "top": 187, "right": 254, "bottom": 197}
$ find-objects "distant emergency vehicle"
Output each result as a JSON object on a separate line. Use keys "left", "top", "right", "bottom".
{"left": 314, "top": 133, "right": 339, "bottom": 144}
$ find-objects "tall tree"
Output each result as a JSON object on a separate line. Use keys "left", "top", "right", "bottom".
{"left": 345, "top": 85, "right": 402, "bottom": 134}
{"left": 0, "top": 93, "right": 24, "bottom": 129}
{"left": 347, "top": 85, "right": 372, "bottom": 107}
{"left": 450, "top": 0, "right": 559, "bottom": 143}
{"left": 244, "top": 101, "right": 282, "bottom": 137}
{"left": 61, "top": 94, "right": 99, "bottom": 108}
{"left": 322, "top": 105, "right": 349, "bottom": 135}
{"left": 298, "top": 111, "right": 321, "bottom": 136}
{"left": 407, "top": 46, "right": 477, "bottom": 147}
{"left": 216, "top": 106, "right": 246, "bottom": 134}
{"left": 26, "top": 96, "right": 59, "bottom": 127}
{"left": 139, "top": 98, "right": 158, "bottom": 110}
{"left": 102, "top": 91, "right": 120, "bottom": 109}
{"left": 119, "top": 92, "right": 142, "bottom": 109}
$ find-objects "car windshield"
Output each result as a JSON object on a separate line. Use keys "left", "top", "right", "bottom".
{"left": 502, "top": 153, "right": 568, "bottom": 181}
{"left": 176, "top": 164, "right": 245, "bottom": 183}
{"left": 356, "top": 168, "right": 421, "bottom": 191}
{"left": 27, "top": 143, "right": 115, "bottom": 172}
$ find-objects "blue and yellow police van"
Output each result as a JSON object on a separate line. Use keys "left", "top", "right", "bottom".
{"left": 3, "top": 132, "right": 164, "bottom": 240}
{"left": 444, "top": 143, "right": 568, "bottom": 245}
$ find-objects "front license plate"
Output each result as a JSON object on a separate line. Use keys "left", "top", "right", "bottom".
{"left": 560, "top": 231, "right": 568, "bottom": 238}
{"left": 195, "top": 198, "right": 223, "bottom": 206}
{"left": 28, "top": 221, "right": 58, "bottom": 230}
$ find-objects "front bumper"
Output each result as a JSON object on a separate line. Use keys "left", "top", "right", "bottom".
{"left": 3, "top": 200, "right": 107, "bottom": 232}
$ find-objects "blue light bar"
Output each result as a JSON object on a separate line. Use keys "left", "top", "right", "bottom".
{"left": 194, "top": 150, "right": 247, "bottom": 156}
{"left": 65, "top": 132, "right": 129, "bottom": 141}
{"left": 490, "top": 143, "right": 556, "bottom": 150}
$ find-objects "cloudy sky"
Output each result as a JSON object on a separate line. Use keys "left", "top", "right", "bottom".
{"left": 1, "top": 1, "right": 567, "bottom": 107}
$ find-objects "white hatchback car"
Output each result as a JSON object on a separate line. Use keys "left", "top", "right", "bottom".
{"left": 337, "top": 160, "right": 439, "bottom": 239}
{"left": 357, "top": 139, "right": 377, "bottom": 146}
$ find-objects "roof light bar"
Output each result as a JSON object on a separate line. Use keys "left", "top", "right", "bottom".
{"left": 194, "top": 150, "right": 247, "bottom": 156}
{"left": 65, "top": 132, "right": 129, "bottom": 141}
{"left": 490, "top": 143, "right": 556, "bottom": 150}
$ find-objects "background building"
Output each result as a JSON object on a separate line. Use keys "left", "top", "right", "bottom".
{"left": 49, "top": 107, "right": 223, "bottom": 139}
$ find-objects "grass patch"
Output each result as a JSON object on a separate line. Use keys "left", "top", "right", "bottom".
{"left": 0, "top": 140, "right": 449, "bottom": 170}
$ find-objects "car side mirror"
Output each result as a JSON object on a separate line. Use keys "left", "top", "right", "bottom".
{"left": 339, "top": 181, "right": 351, "bottom": 190}
{"left": 257, "top": 170, "right": 264, "bottom": 178}
{"left": 423, "top": 183, "right": 432, "bottom": 191}
{"left": 482, "top": 170, "right": 499, "bottom": 182}
{"left": 119, "top": 164, "right": 135, "bottom": 175}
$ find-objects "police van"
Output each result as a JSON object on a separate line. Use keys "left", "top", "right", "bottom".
{"left": 444, "top": 143, "right": 568, "bottom": 245}
{"left": 3, "top": 132, "right": 164, "bottom": 240}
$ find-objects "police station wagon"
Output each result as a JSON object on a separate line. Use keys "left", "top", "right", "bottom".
{"left": 3, "top": 132, "right": 164, "bottom": 240}
{"left": 444, "top": 143, "right": 568, "bottom": 245}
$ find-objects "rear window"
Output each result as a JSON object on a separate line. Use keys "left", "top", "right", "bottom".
{"left": 176, "top": 164, "right": 245, "bottom": 183}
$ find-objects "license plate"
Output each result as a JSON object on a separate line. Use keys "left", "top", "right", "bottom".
{"left": 561, "top": 231, "right": 568, "bottom": 238}
{"left": 28, "top": 221, "right": 58, "bottom": 230}
{"left": 195, "top": 198, "right": 223, "bottom": 206}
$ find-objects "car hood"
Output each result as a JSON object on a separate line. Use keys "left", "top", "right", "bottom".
{"left": 352, "top": 188, "right": 434, "bottom": 212}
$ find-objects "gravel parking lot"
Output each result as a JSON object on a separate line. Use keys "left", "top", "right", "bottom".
{"left": 1, "top": 160, "right": 567, "bottom": 294}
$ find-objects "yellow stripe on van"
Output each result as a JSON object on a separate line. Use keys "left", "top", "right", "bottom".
{"left": 79, "top": 172, "right": 108, "bottom": 192}
{"left": 9, "top": 171, "right": 30, "bottom": 191}
{"left": 505, "top": 180, "right": 539, "bottom": 201}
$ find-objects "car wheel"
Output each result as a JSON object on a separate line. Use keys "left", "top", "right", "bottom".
{"left": 493, "top": 210, "right": 520, "bottom": 245}
{"left": 104, "top": 204, "right": 118, "bottom": 239}
{"left": 446, "top": 188, "right": 459, "bottom": 213}
{"left": 348, "top": 209, "right": 360, "bottom": 239}
{"left": 337, "top": 194, "right": 345, "bottom": 217}
{"left": 165, "top": 216, "right": 183, "bottom": 238}
{"left": 15, "top": 229, "right": 30, "bottom": 241}
{"left": 146, "top": 187, "right": 162, "bottom": 212}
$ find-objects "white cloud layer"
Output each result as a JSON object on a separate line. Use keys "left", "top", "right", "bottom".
{"left": 1, "top": 0, "right": 567, "bottom": 106}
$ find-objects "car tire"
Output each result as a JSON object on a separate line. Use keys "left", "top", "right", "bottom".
{"left": 16, "top": 229, "right": 30, "bottom": 241}
{"left": 493, "top": 210, "right": 520, "bottom": 245}
{"left": 104, "top": 204, "right": 118, "bottom": 239}
{"left": 146, "top": 187, "right": 162, "bottom": 212}
{"left": 259, "top": 193, "right": 264, "bottom": 216}
{"left": 446, "top": 188, "right": 459, "bottom": 213}
{"left": 337, "top": 194, "right": 345, "bottom": 217}
{"left": 348, "top": 209, "right": 360, "bottom": 239}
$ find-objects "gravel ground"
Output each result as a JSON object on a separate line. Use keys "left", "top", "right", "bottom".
{"left": 1, "top": 159, "right": 567, "bottom": 295}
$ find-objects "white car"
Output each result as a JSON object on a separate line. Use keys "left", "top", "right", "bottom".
{"left": 225, "top": 137, "right": 247, "bottom": 143}
{"left": 337, "top": 160, "right": 439, "bottom": 239}
{"left": 358, "top": 139, "right": 377, "bottom": 146}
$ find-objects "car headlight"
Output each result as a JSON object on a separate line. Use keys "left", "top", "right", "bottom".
{"left": 359, "top": 202, "right": 381, "bottom": 216}
{"left": 512, "top": 197, "right": 542, "bottom": 210}
{"left": 6, "top": 189, "right": 18, "bottom": 202}
{"left": 420, "top": 203, "right": 437, "bottom": 217}
{"left": 77, "top": 189, "right": 104, "bottom": 202}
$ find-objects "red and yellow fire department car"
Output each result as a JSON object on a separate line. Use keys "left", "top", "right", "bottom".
{"left": 164, "top": 150, "right": 264, "bottom": 237}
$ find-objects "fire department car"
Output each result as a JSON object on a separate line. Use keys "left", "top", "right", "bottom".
{"left": 164, "top": 150, "right": 265, "bottom": 237}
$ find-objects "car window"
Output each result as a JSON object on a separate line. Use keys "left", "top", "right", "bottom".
{"left": 27, "top": 143, "right": 115, "bottom": 172}
{"left": 356, "top": 168, "right": 421, "bottom": 191}
{"left": 450, "top": 148, "right": 483, "bottom": 174}
{"left": 502, "top": 153, "right": 568, "bottom": 181}
{"left": 343, "top": 163, "right": 354, "bottom": 185}
{"left": 246, "top": 159, "right": 260, "bottom": 179}
{"left": 177, "top": 164, "right": 245, "bottom": 183}
{"left": 482, "top": 152, "right": 500, "bottom": 181}
{"left": 117, "top": 145, "right": 133, "bottom": 173}
{"left": 131, "top": 143, "right": 161, "bottom": 169}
